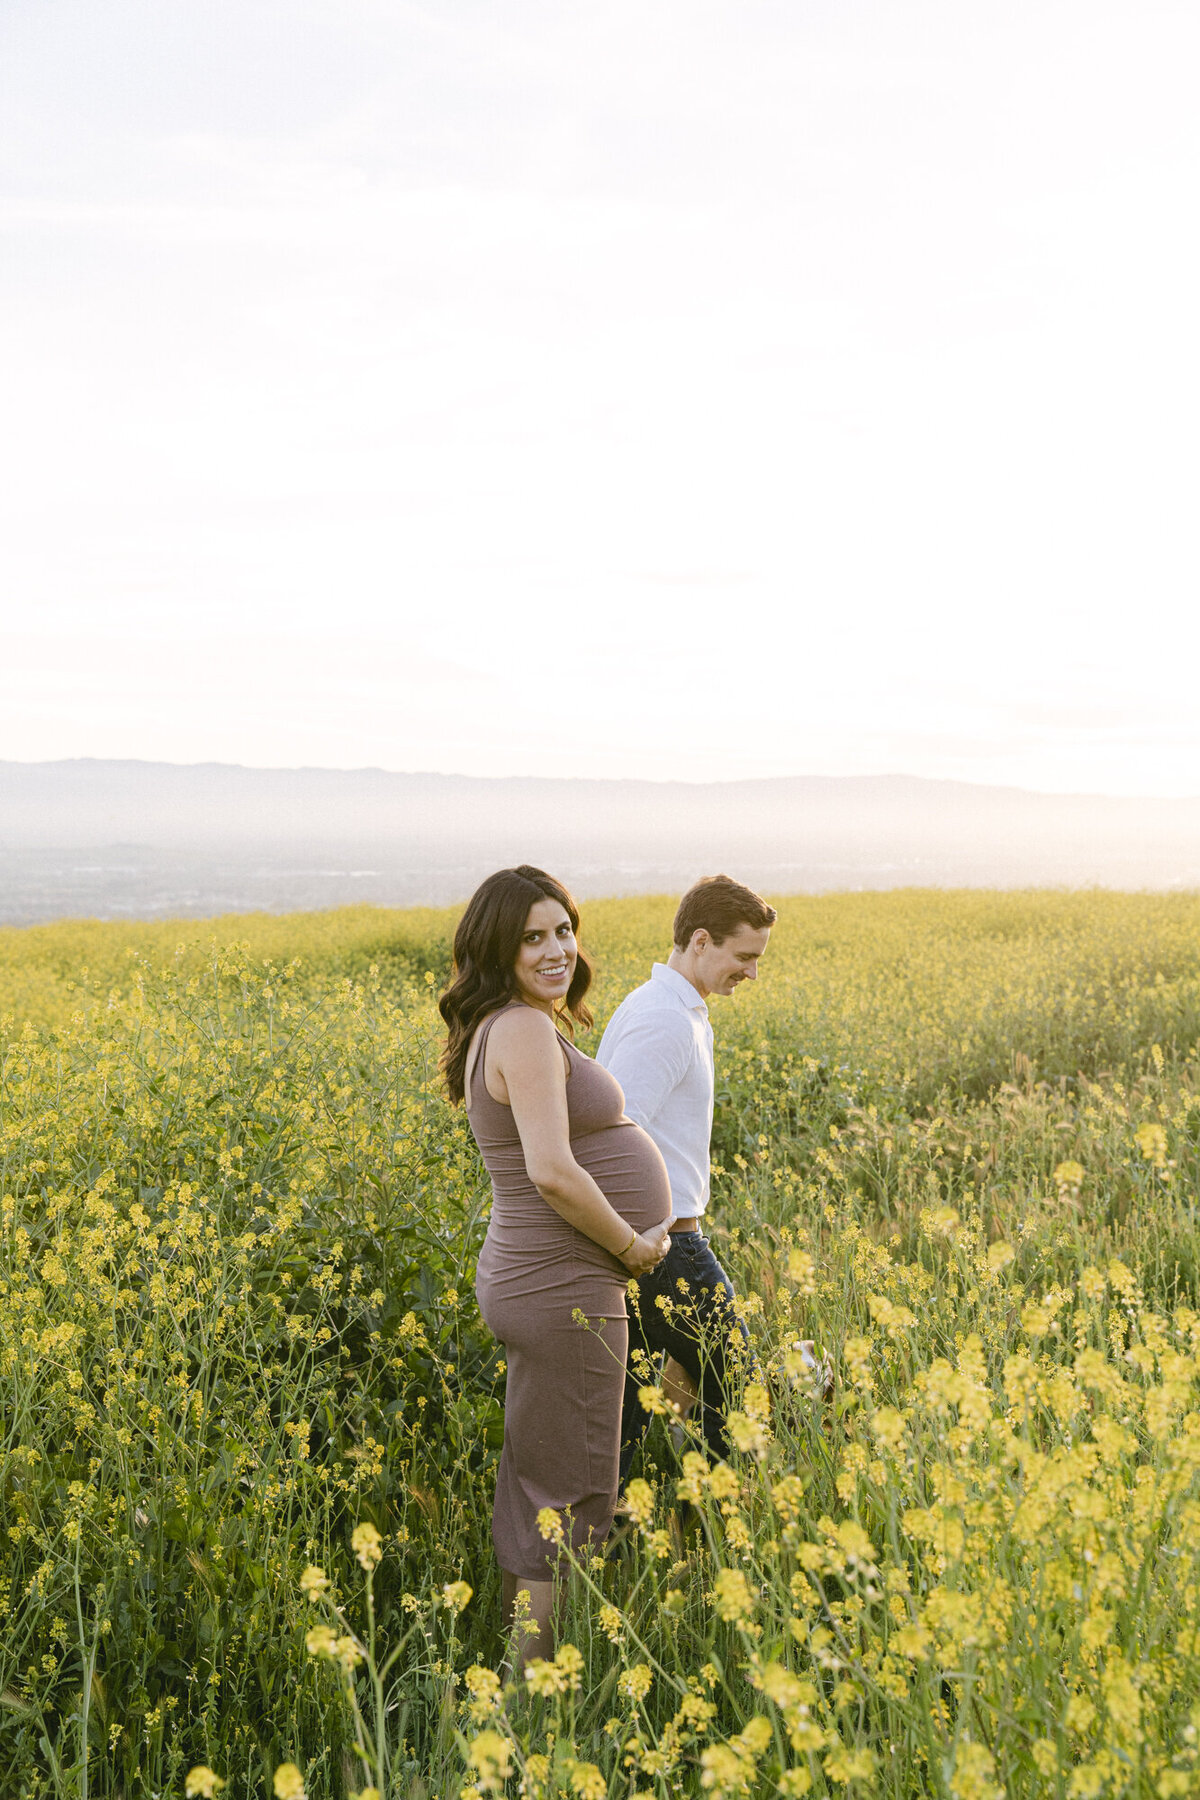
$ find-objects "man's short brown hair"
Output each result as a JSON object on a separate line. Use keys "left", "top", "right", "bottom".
{"left": 672, "top": 874, "right": 777, "bottom": 949}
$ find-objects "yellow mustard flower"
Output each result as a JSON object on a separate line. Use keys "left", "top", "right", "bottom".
{"left": 726, "top": 1411, "right": 770, "bottom": 1459}
{"left": 567, "top": 1761, "right": 606, "bottom": 1800}
{"left": 948, "top": 1740, "right": 1002, "bottom": 1800}
{"left": 350, "top": 1521, "right": 383, "bottom": 1570}
{"left": 619, "top": 1663, "right": 653, "bottom": 1703}
{"left": 554, "top": 1643, "right": 584, "bottom": 1690}
{"left": 598, "top": 1602, "right": 623, "bottom": 1641}
{"left": 623, "top": 1478, "right": 655, "bottom": 1525}
{"left": 523, "top": 1658, "right": 565, "bottom": 1698}
{"left": 712, "top": 1568, "right": 755, "bottom": 1624}
{"left": 467, "top": 1730, "right": 512, "bottom": 1790}
{"left": 184, "top": 1772, "right": 225, "bottom": 1799}
{"left": 299, "top": 1564, "right": 329, "bottom": 1600}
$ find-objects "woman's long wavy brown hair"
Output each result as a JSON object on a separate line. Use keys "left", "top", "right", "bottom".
{"left": 438, "top": 865, "right": 595, "bottom": 1105}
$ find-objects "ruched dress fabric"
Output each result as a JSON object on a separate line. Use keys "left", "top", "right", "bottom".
{"left": 467, "top": 1002, "right": 671, "bottom": 1580}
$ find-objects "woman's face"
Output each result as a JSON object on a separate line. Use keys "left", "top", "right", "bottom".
{"left": 512, "top": 895, "right": 577, "bottom": 1012}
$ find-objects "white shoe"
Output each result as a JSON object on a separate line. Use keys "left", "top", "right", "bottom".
{"left": 789, "top": 1339, "right": 835, "bottom": 1405}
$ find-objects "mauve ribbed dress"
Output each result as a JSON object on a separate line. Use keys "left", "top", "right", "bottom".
{"left": 467, "top": 1002, "right": 671, "bottom": 1579}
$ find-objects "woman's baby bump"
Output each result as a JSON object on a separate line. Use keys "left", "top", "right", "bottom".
{"left": 572, "top": 1117, "right": 672, "bottom": 1234}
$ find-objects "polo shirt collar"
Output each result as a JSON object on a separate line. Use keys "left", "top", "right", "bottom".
{"left": 651, "top": 962, "right": 709, "bottom": 1011}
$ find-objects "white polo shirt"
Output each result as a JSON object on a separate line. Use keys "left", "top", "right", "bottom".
{"left": 596, "top": 962, "right": 715, "bottom": 1221}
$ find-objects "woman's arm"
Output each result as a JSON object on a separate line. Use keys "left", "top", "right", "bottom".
{"left": 488, "top": 1008, "right": 669, "bottom": 1276}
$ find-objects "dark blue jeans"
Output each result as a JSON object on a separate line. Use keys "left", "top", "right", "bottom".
{"left": 619, "top": 1229, "right": 751, "bottom": 1480}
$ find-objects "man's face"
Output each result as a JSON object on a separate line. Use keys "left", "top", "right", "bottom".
{"left": 690, "top": 922, "right": 771, "bottom": 998}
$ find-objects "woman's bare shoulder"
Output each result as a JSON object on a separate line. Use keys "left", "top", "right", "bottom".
{"left": 487, "top": 1005, "right": 558, "bottom": 1050}
{"left": 487, "top": 1006, "right": 572, "bottom": 1082}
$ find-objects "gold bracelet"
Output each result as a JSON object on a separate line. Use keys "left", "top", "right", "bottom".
{"left": 618, "top": 1226, "right": 637, "bottom": 1257}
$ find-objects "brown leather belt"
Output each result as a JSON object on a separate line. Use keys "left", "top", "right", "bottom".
{"left": 669, "top": 1218, "right": 699, "bottom": 1234}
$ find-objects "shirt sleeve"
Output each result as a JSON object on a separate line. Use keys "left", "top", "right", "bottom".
{"left": 600, "top": 1010, "right": 694, "bottom": 1128}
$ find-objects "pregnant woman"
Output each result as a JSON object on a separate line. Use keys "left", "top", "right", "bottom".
{"left": 440, "top": 865, "right": 672, "bottom": 1666}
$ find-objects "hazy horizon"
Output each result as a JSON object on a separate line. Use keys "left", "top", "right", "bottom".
{"left": 5, "top": 758, "right": 1200, "bottom": 925}
{"left": 7, "top": 754, "right": 1200, "bottom": 805}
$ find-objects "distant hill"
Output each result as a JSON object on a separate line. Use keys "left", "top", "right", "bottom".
{"left": 2, "top": 758, "right": 1199, "bottom": 924}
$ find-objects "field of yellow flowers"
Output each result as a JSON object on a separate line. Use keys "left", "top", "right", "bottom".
{"left": 3, "top": 889, "right": 1200, "bottom": 1799}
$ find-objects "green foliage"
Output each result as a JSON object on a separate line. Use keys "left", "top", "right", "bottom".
{"left": 1, "top": 890, "right": 1199, "bottom": 1796}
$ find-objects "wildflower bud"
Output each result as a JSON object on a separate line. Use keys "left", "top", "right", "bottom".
{"left": 598, "top": 1603, "right": 623, "bottom": 1641}
{"left": 743, "top": 1382, "right": 770, "bottom": 1422}
{"left": 536, "top": 1506, "right": 564, "bottom": 1543}
{"left": 463, "top": 1664, "right": 502, "bottom": 1719}
{"left": 676, "top": 1451, "right": 709, "bottom": 1505}
{"left": 351, "top": 1521, "right": 383, "bottom": 1570}
{"left": 707, "top": 1462, "right": 741, "bottom": 1502}
{"left": 185, "top": 1772, "right": 226, "bottom": 1799}
{"left": 870, "top": 1407, "right": 907, "bottom": 1454}
{"left": 273, "top": 1767, "right": 306, "bottom": 1800}
{"left": 1053, "top": 1160, "right": 1084, "bottom": 1197}
{"left": 637, "top": 1384, "right": 672, "bottom": 1417}
{"left": 524, "top": 1657, "right": 566, "bottom": 1697}
{"left": 467, "top": 1731, "right": 513, "bottom": 1789}
{"left": 711, "top": 1567, "right": 755, "bottom": 1623}
{"left": 567, "top": 1760, "right": 606, "bottom": 1799}
{"left": 726, "top": 1411, "right": 770, "bottom": 1460}
{"left": 441, "top": 1580, "right": 473, "bottom": 1613}
{"left": 948, "top": 1740, "right": 1000, "bottom": 1800}
{"left": 738, "top": 1716, "right": 772, "bottom": 1757}
{"left": 618, "top": 1663, "right": 653, "bottom": 1703}
{"left": 1134, "top": 1122, "right": 1167, "bottom": 1168}
{"left": 623, "top": 1479, "right": 654, "bottom": 1525}
{"left": 298, "top": 1565, "right": 329, "bottom": 1601}
{"left": 304, "top": 1625, "right": 338, "bottom": 1660}
{"left": 786, "top": 1249, "right": 817, "bottom": 1294}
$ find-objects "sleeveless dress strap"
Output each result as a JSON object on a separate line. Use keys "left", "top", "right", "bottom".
{"left": 467, "top": 1001, "right": 522, "bottom": 1106}
{"left": 469, "top": 1000, "right": 574, "bottom": 1108}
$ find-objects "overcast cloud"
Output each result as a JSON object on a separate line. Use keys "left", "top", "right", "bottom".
{"left": 2, "top": 0, "right": 1198, "bottom": 791}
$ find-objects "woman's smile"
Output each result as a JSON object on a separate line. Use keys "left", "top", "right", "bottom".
{"left": 513, "top": 896, "right": 578, "bottom": 1009}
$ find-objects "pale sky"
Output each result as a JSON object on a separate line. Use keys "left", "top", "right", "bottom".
{"left": 3, "top": 0, "right": 1198, "bottom": 794}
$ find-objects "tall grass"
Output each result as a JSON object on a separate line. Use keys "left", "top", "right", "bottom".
{"left": 1, "top": 891, "right": 1199, "bottom": 1796}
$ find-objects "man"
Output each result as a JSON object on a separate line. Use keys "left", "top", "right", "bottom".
{"left": 597, "top": 873, "right": 776, "bottom": 1474}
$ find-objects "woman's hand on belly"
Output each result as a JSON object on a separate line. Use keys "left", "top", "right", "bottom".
{"left": 617, "top": 1223, "right": 672, "bottom": 1277}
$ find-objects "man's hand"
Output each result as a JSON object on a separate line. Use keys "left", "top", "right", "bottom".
{"left": 619, "top": 1224, "right": 672, "bottom": 1276}
{"left": 662, "top": 1354, "right": 699, "bottom": 1419}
